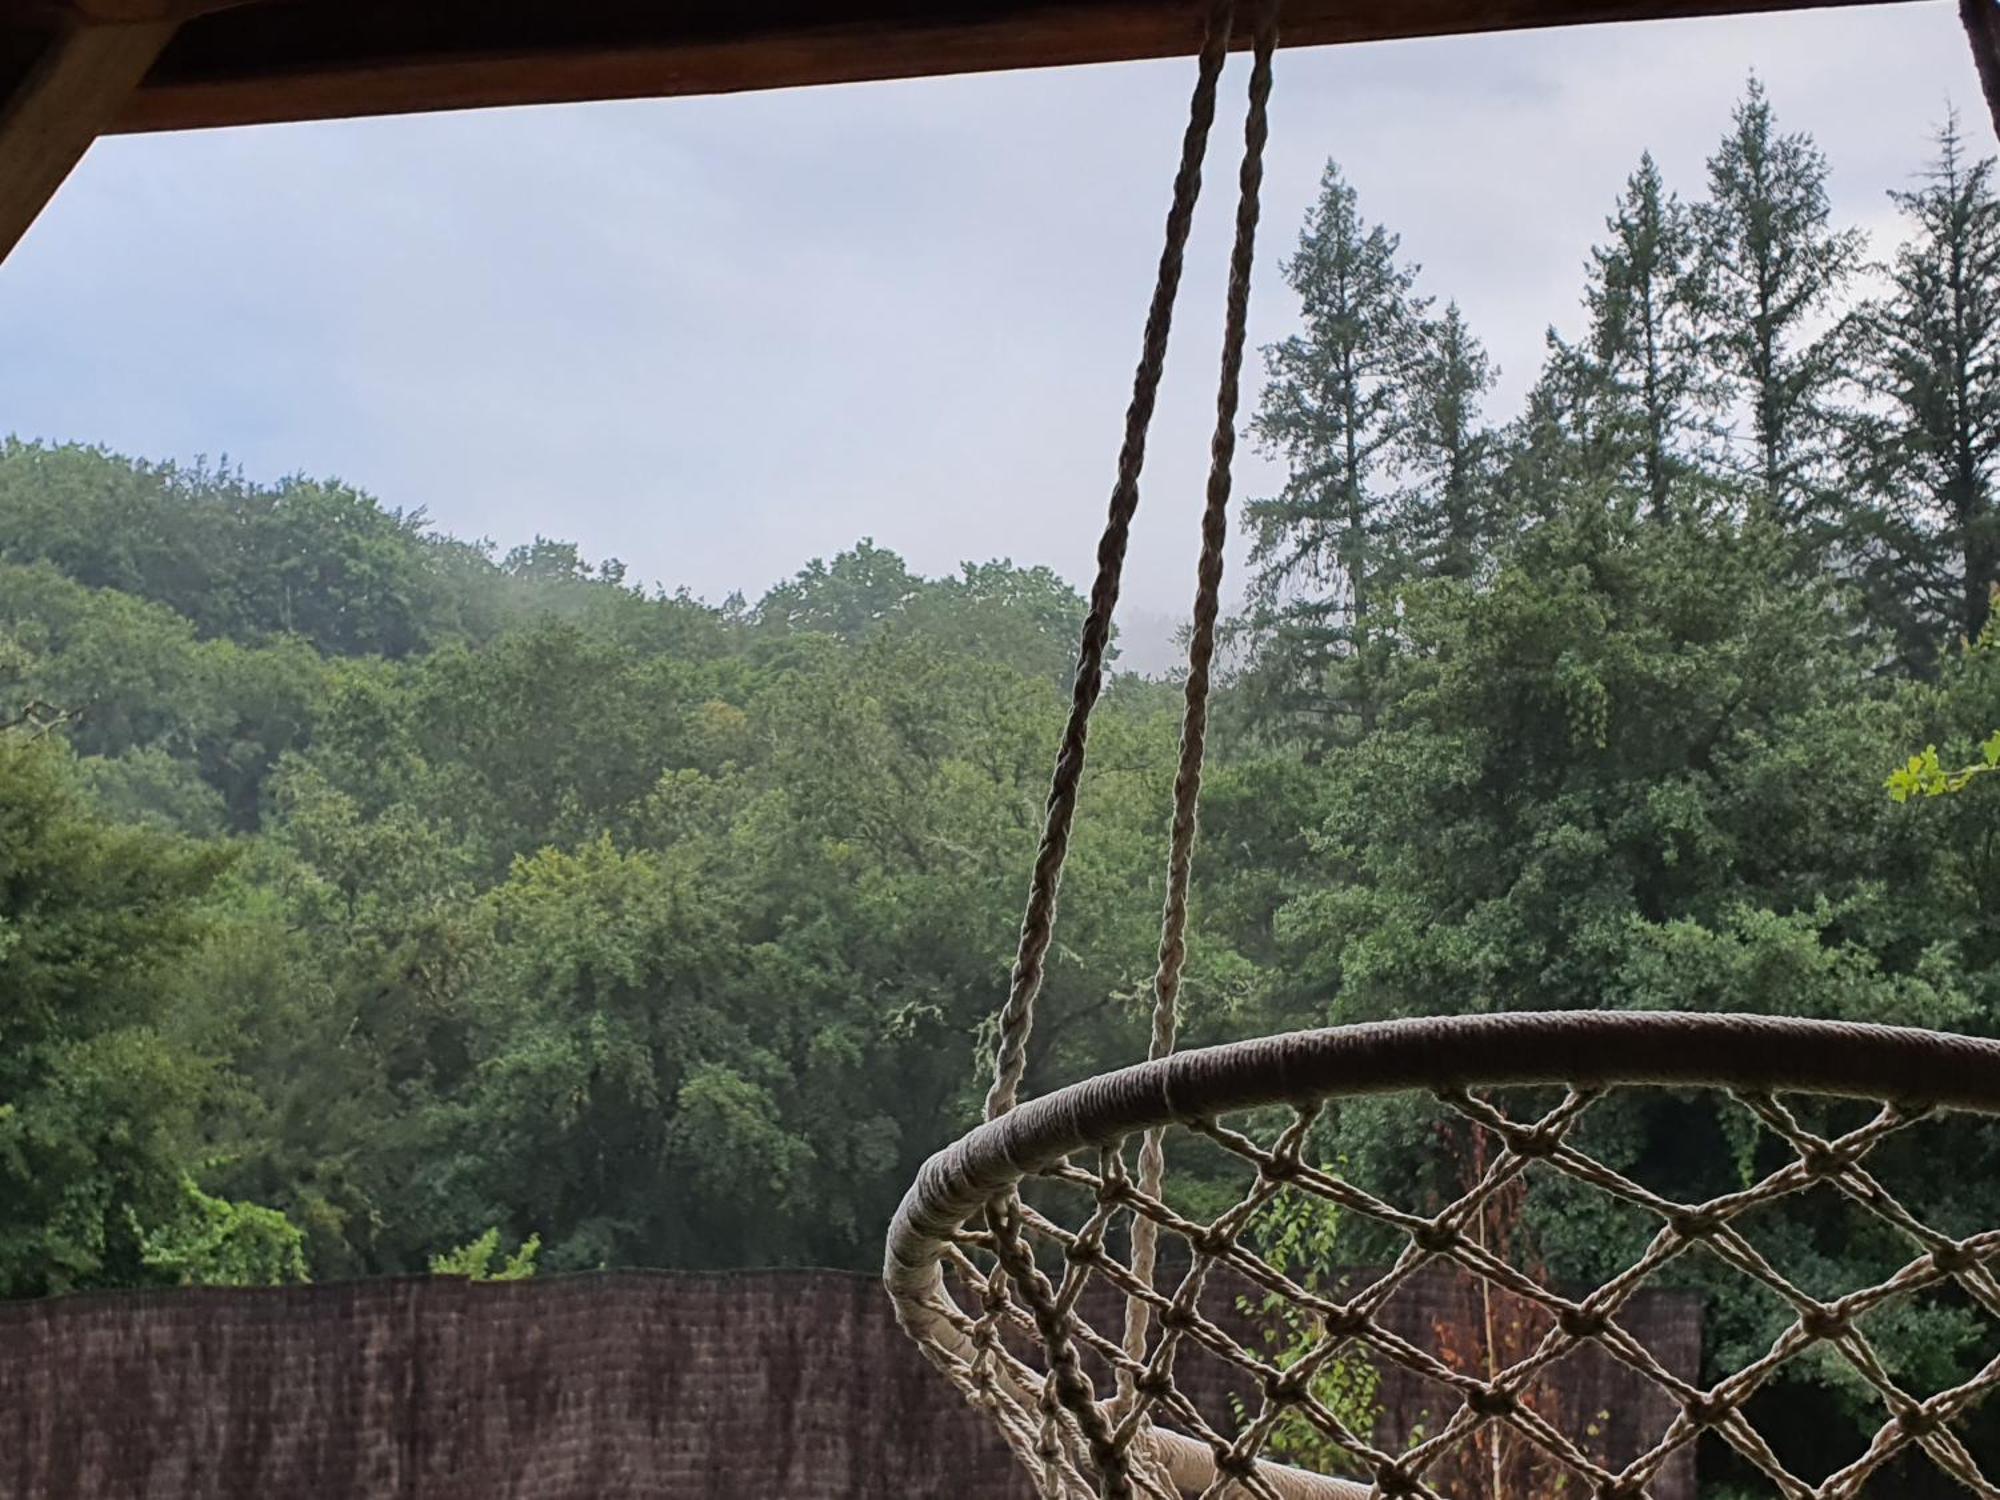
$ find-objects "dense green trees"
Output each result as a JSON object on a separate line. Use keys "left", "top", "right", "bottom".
{"left": 0, "top": 479, "right": 1202, "bottom": 1279}
{"left": 3, "top": 73, "right": 2000, "bottom": 1489}
{"left": 0, "top": 444, "right": 443, "bottom": 658}
{"left": 0, "top": 733, "right": 232, "bottom": 1296}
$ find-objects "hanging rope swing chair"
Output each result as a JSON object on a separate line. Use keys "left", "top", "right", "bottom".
{"left": 884, "top": 3, "right": 2000, "bottom": 1495}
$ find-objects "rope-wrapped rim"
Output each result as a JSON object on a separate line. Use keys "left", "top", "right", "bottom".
{"left": 887, "top": 1010, "right": 2000, "bottom": 1298}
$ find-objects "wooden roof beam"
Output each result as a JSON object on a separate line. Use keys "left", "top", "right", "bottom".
{"left": 0, "top": 10, "right": 175, "bottom": 260}
{"left": 112, "top": 0, "right": 1918, "bottom": 137}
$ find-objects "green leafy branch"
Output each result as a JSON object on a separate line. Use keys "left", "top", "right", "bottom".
{"left": 136, "top": 1176, "right": 310, "bottom": 1287}
{"left": 1887, "top": 732, "right": 2000, "bottom": 802}
{"left": 428, "top": 1227, "right": 541, "bottom": 1281}
{"left": 1231, "top": 1184, "right": 1383, "bottom": 1475}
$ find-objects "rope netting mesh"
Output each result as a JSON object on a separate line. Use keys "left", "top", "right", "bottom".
{"left": 919, "top": 1081, "right": 2000, "bottom": 1498}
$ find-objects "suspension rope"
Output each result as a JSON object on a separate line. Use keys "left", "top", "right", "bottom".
{"left": 984, "top": 0, "right": 1239, "bottom": 1123}
{"left": 1123, "top": 0, "right": 1281, "bottom": 1387}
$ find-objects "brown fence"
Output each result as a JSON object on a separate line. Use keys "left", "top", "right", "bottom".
{"left": 0, "top": 1268, "right": 1699, "bottom": 1498}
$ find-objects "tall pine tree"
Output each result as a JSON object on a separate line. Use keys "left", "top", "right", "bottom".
{"left": 1402, "top": 301, "right": 1498, "bottom": 579}
{"left": 1242, "top": 162, "right": 1426, "bottom": 741}
{"left": 1696, "top": 76, "right": 1863, "bottom": 530}
{"left": 1586, "top": 153, "right": 1715, "bottom": 519}
{"left": 1852, "top": 114, "right": 2000, "bottom": 662}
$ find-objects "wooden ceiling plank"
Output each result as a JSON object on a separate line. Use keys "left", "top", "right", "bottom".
{"left": 0, "top": 15, "right": 174, "bottom": 260}
{"left": 109, "top": 0, "right": 1912, "bottom": 137}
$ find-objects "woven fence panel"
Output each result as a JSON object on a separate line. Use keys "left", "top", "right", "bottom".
{"left": 0, "top": 1268, "right": 1698, "bottom": 1498}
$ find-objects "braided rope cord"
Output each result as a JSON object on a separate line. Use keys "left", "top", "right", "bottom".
{"left": 1124, "top": 0, "right": 1282, "bottom": 1399}
{"left": 958, "top": 11, "right": 1290, "bottom": 1486}
{"left": 968, "top": 11, "right": 1273, "bottom": 1476}
{"left": 983, "top": 0, "right": 1236, "bottom": 1125}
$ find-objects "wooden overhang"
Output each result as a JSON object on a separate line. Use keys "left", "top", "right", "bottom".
{"left": 0, "top": 0, "right": 1992, "bottom": 264}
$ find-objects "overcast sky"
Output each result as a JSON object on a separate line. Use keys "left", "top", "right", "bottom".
{"left": 0, "top": 1, "right": 1983, "bottom": 653}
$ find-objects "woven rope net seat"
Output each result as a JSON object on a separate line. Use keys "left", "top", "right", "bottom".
{"left": 877, "top": 2, "right": 2000, "bottom": 1495}
{"left": 886, "top": 1011, "right": 2000, "bottom": 1497}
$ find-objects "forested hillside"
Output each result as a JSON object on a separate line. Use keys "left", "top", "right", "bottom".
{"left": 8, "top": 81, "right": 2000, "bottom": 1485}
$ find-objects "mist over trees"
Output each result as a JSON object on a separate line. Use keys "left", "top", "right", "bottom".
{"left": 7, "top": 79, "right": 2000, "bottom": 1488}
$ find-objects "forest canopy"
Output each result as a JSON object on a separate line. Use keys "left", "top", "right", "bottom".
{"left": 6, "top": 79, "right": 2000, "bottom": 1488}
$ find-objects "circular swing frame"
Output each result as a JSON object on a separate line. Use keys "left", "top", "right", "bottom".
{"left": 888, "top": 1013, "right": 2000, "bottom": 1498}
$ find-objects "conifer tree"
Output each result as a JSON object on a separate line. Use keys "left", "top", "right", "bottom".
{"left": 1586, "top": 153, "right": 1714, "bottom": 518}
{"left": 1852, "top": 115, "right": 2000, "bottom": 660}
{"left": 1242, "top": 162, "right": 1426, "bottom": 739}
{"left": 1402, "top": 301, "right": 1497, "bottom": 578}
{"left": 1696, "top": 76, "right": 1863, "bottom": 529}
